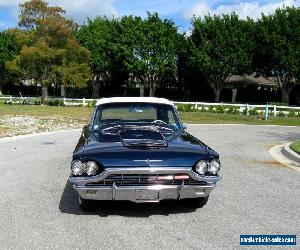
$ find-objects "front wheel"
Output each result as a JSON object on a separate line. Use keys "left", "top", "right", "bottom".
{"left": 78, "top": 195, "right": 92, "bottom": 211}
{"left": 185, "top": 196, "right": 209, "bottom": 208}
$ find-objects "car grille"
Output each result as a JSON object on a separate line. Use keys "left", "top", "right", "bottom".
{"left": 86, "top": 174, "right": 207, "bottom": 187}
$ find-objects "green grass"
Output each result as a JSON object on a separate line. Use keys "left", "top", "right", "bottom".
{"left": 0, "top": 104, "right": 299, "bottom": 127}
{"left": 179, "top": 112, "right": 300, "bottom": 126}
{"left": 0, "top": 104, "right": 93, "bottom": 122}
{"left": 290, "top": 141, "right": 300, "bottom": 154}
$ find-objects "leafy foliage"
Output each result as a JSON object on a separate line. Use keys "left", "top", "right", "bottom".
{"left": 0, "top": 31, "right": 20, "bottom": 94}
{"left": 121, "top": 13, "right": 179, "bottom": 96}
{"left": 254, "top": 7, "right": 300, "bottom": 104}
{"left": 6, "top": 0, "right": 91, "bottom": 102}
{"left": 76, "top": 17, "right": 124, "bottom": 97}
{"left": 189, "top": 14, "right": 255, "bottom": 101}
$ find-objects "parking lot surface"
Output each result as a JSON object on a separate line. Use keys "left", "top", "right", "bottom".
{"left": 0, "top": 125, "right": 299, "bottom": 249}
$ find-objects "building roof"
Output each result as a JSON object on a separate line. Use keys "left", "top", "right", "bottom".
{"left": 227, "top": 74, "right": 277, "bottom": 87}
{"left": 96, "top": 97, "right": 174, "bottom": 106}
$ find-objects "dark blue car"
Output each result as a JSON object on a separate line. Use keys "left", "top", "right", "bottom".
{"left": 69, "top": 97, "right": 221, "bottom": 210}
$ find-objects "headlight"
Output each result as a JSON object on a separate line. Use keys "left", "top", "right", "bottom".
{"left": 85, "top": 161, "right": 98, "bottom": 176}
{"left": 195, "top": 160, "right": 208, "bottom": 175}
{"left": 71, "top": 160, "right": 84, "bottom": 175}
{"left": 208, "top": 159, "right": 221, "bottom": 174}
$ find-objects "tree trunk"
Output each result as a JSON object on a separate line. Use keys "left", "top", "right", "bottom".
{"left": 281, "top": 88, "right": 290, "bottom": 105}
{"left": 214, "top": 88, "right": 221, "bottom": 102}
{"left": 60, "top": 85, "right": 65, "bottom": 97}
{"left": 41, "top": 85, "right": 48, "bottom": 103}
{"left": 92, "top": 76, "right": 100, "bottom": 98}
{"left": 0, "top": 84, "right": 2, "bottom": 96}
{"left": 139, "top": 84, "right": 144, "bottom": 97}
{"left": 149, "top": 83, "right": 157, "bottom": 97}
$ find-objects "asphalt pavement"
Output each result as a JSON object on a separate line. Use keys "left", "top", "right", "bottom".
{"left": 0, "top": 125, "right": 299, "bottom": 250}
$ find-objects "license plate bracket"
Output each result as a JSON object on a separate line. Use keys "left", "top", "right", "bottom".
{"left": 136, "top": 190, "right": 159, "bottom": 200}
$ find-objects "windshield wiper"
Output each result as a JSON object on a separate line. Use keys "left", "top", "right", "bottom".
{"left": 101, "top": 125, "right": 123, "bottom": 135}
{"left": 155, "top": 126, "right": 174, "bottom": 133}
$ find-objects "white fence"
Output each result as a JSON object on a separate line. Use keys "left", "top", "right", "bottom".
{"left": 0, "top": 96, "right": 94, "bottom": 106}
{"left": 173, "top": 101, "right": 300, "bottom": 117}
{"left": 0, "top": 96, "right": 300, "bottom": 117}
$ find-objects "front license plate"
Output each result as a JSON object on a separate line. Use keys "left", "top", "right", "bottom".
{"left": 136, "top": 190, "right": 159, "bottom": 200}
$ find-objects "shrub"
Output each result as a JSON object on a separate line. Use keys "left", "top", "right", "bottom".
{"left": 242, "top": 108, "right": 248, "bottom": 115}
{"left": 249, "top": 108, "right": 258, "bottom": 115}
{"left": 89, "top": 99, "right": 97, "bottom": 107}
{"left": 288, "top": 111, "right": 296, "bottom": 117}
{"left": 215, "top": 105, "right": 225, "bottom": 113}
{"left": 227, "top": 106, "right": 240, "bottom": 115}
{"left": 200, "top": 107, "right": 207, "bottom": 112}
{"left": 208, "top": 106, "right": 215, "bottom": 113}
{"left": 177, "top": 104, "right": 196, "bottom": 112}
{"left": 48, "top": 100, "right": 65, "bottom": 106}
{"left": 278, "top": 111, "right": 285, "bottom": 117}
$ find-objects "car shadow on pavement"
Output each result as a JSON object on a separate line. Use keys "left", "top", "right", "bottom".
{"left": 59, "top": 181, "right": 200, "bottom": 217}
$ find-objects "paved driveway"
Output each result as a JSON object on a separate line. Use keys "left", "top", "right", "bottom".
{"left": 0, "top": 125, "right": 299, "bottom": 250}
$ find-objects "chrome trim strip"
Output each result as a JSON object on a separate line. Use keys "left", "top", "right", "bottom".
{"left": 69, "top": 167, "right": 222, "bottom": 185}
{"left": 74, "top": 183, "right": 216, "bottom": 190}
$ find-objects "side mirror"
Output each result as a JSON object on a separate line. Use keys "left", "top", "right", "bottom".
{"left": 182, "top": 123, "right": 187, "bottom": 130}
{"left": 82, "top": 124, "right": 91, "bottom": 138}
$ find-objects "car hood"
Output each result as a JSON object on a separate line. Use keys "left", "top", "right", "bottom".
{"left": 74, "top": 130, "right": 218, "bottom": 168}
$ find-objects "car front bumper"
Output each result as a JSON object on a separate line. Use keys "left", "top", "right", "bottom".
{"left": 74, "top": 183, "right": 216, "bottom": 202}
{"left": 69, "top": 167, "right": 221, "bottom": 202}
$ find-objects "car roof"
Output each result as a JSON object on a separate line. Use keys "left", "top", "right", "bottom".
{"left": 96, "top": 97, "right": 174, "bottom": 106}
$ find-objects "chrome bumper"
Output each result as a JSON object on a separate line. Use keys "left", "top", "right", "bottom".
{"left": 69, "top": 167, "right": 221, "bottom": 202}
{"left": 74, "top": 183, "right": 215, "bottom": 202}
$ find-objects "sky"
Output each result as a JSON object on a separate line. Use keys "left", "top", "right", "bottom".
{"left": 0, "top": 0, "right": 299, "bottom": 31}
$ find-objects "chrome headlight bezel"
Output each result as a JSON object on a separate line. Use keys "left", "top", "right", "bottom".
{"left": 208, "top": 159, "right": 221, "bottom": 174}
{"left": 195, "top": 160, "right": 209, "bottom": 175}
{"left": 71, "top": 160, "right": 85, "bottom": 176}
{"left": 194, "top": 159, "right": 221, "bottom": 176}
{"left": 71, "top": 160, "right": 99, "bottom": 176}
{"left": 85, "top": 161, "right": 99, "bottom": 176}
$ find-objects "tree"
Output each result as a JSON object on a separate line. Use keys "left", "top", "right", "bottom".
{"left": 0, "top": 31, "right": 19, "bottom": 95}
{"left": 121, "top": 13, "right": 178, "bottom": 97}
{"left": 254, "top": 7, "right": 300, "bottom": 104}
{"left": 189, "top": 14, "right": 254, "bottom": 102}
{"left": 76, "top": 17, "right": 124, "bottom": 98}
{"left": 7, "top": 0, "right": 91, "bottom": 101}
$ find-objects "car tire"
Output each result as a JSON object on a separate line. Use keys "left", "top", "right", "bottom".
{"left": 78, "top": 195, "right": 92, "bottom": 211}
{"left": 186, "top": 196, "right": 209, "bottom": 208}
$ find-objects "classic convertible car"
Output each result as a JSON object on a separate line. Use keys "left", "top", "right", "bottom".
{"left": 69, "top": 97, "right": 221, "bottom": 210}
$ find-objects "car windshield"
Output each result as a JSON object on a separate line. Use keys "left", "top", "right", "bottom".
{"left": 92, "top": 103, "right": 182, "bottom": 132}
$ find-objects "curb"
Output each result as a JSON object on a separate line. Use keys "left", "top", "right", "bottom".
{"left": 282, "top": 142, "right": 300, "bottom": 164}
{"left": 269, "top": 144, "right": 300, "bottom": 173}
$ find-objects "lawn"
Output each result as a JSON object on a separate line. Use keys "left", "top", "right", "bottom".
{"left": 179, "top": 112, "right": 300, "bottom": 126}
{"left": 0, "top": 104, "right": 299, "bottom": 137}
{"left": 290, "top": 141, "right": 300, "bottom": 155}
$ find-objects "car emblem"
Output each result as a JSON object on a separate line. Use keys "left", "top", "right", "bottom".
{"left": 134, "top": 159, "right": 162, "bottom": 165}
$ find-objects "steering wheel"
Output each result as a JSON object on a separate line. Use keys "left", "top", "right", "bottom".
{"left": 152, "top": 120, "right": 167, "bottom": 125}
